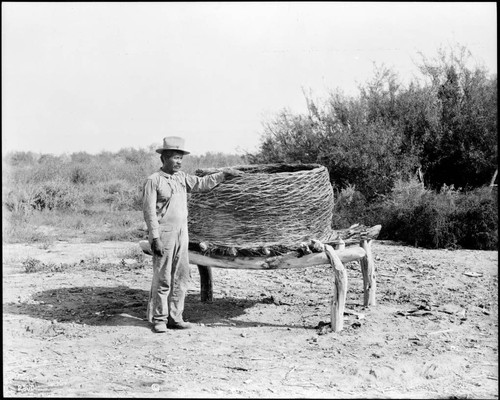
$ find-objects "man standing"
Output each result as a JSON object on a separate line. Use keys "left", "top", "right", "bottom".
{"left": 143, "top": 136, "right": 243, "bottom": 333}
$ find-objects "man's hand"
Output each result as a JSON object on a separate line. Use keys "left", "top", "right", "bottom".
{"left": 222, "top": 168, "right": 245, "bottom": 179}
{"left": 151, "top": 238, "right": 165, "bottom": 257}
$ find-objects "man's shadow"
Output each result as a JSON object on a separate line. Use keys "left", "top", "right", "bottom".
{"left": 3, "top": 286, "right": 262, "bottom": 329}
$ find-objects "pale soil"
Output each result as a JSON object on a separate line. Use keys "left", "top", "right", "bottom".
{"left": 2, "top": 238, "right": 498, "bottom": 398}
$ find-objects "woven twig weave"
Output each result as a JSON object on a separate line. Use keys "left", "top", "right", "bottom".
{"left": 187, "top": 164, "right": 335, "bottom": 253}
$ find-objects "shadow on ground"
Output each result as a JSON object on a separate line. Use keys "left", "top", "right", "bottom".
{"left": 3, "top": 286, "right": 269, "bottom": 328}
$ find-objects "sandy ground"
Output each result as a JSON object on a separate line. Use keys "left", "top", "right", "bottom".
{"left": 2, "top": 238, "right": 498, "bottom": 398}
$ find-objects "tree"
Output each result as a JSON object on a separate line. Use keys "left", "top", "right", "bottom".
{"left": 251, "top": 65, "right": 420, "bottom": 200}
{"left": 250, "top": 44, "right": 497, "bottom": 198}
{"left": 416, "top": 44, "right": 497, "bottom": 189}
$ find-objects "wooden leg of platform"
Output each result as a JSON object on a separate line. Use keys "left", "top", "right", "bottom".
{"left": 359, "top": 239, "right": 376, "bottom": 306}
{"left": 324, "top": 245, "right": 348, "bottom": 332}
{"left": 197, "top": 265, "right": 213, "bottom": 303}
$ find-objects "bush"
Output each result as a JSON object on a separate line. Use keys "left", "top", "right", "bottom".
{"left": 3, "top": 151, "right": 38, "bottom": 166}
{"left": 378, "top": 179, "right": 498, "bottom": 249}
{"left": 4, "top": 180, "right": 85, "bottom": 215}
{"left": 3, "top": 188, "right": 35, "bottom": 215}
{"left": 22, "top": 257, "right": 71, "bottom": 273}
{"left": 3, "top": 210, "right": 34, "bottom": 243}
{"left": 31, "top": 181, "right": 84, "bottom": 211}
{"left": 99, "top": 180, "right": 142, "bottom": 211}
{"left": 70, "top": 165, "right": 92, "bottom": 185}
{"left": 452, "top": 187, "right": 498, "bottom": 250}
{"left": 68, "top": 163, "right": 110, "bottom": 185}
{"left": 331, "top": 184, "right": 368, "bottom": 229}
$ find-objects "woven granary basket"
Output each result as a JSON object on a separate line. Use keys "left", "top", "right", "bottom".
{"left": 187, "top": 163, "right": 335, "bottom": 255}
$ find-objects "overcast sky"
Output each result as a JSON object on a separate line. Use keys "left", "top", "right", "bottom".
{"left": 2, "top": 2, "right": 497, "bottom": 156}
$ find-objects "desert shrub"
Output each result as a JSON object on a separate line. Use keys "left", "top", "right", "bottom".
{"left": 378, "top": 180, "right": 458, "bottom": 248}
{"left": 3, "top": 164, "right": 36, "bottom": 186}
{"left": 79, "top": 185, "right": 101, "bottom": 207}
{"left": 4, "top": 179, "right": 84, "bottom": 215}
{"left": 407, "top": 195, "right": 457, "bottom": 248}
{"left": 22, "top": 257, "right": 71, "bottom": 273}
{"left": 70, "top": 165, "right": 92, "bottom": 185}
{"left": 71, "top": 152, "right": 92, "bottom": 163}
{"left": 4, "top": 151, "right": 38, "bottom": 166}
{"left": 3, "top": 210, "right": 33, "bottom": 243}
{"left": 23, "top": 257, "right": 45, "bottom": 273}
{"left": 104, "top": 179, "right": 129, "bottom": 195}
{"left": 68, "top": 163, "right": 109, "bottom": 185}
{"left": 31, "top": 181, "right": 84, "bottom": 211}
{"left": 378, "top": 179, "right": 498, "bottom": 249}
{"left": 331, "top": 184, "right": 369, "bottom": 229}
{"left": 98, "top": 180, "right": 142, "bottom": 211}
{"left": 3, "top": 187, "right": 36, "bottom": 215}
{"left": 451, "top": 187, "right": 498, "bottom": 250}
{"left": 131, "top": 189, "right": 144, "bottom": 211}
{"left": 103, "top": 228, "right": 144, "bottom": 241}
{"left": 31, "top": 161, "right": 64, "bottom": 183}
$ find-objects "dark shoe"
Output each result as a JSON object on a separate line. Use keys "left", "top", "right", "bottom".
{"left": 167, "top": 321, "right": 193, "bottom": 330}
{"left": 152, "top": 322, "right": 167, "bottom": 333}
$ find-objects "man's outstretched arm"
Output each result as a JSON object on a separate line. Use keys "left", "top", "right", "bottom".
{"left": 184, "top": 168, "right": 244, "bottom": 193}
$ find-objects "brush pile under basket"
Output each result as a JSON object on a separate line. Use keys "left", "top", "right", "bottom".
{"left": 187, "top": 163, "right": 335, "bottom": 254}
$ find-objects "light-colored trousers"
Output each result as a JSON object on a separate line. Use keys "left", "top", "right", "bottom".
{"left": 147, "top": 224, "right": 191, "bottom": 324}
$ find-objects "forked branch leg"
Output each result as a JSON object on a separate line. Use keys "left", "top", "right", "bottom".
{"left": 359, "top": 239, "right": 376, "bottom": 306}
{"left": 324, "top": 245, "right": 348, "bottom": 332}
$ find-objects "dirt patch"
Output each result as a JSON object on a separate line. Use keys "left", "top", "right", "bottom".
{"left": 3, "top": 239, "right": 498, "bottom": 398}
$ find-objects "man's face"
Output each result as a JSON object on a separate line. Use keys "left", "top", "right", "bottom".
{"left": 162, "top": 151, "right": 184, "bottom": 174}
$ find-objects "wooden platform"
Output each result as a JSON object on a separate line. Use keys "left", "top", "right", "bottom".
{"left": 139, "top": 225, "right": 380, "bottom": 332}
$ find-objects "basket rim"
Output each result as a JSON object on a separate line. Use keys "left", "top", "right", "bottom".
{"left": 195, "top": 163, "right": 327, "bottom": 176}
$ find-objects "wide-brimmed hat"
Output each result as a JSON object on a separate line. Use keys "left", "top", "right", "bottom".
{"left": 156, "top": 136, "right": 190, "bottom": 155}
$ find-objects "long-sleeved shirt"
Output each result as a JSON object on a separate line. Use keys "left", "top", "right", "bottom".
{"left": 142, "top": 169, "right": 225, "bottom": 239}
